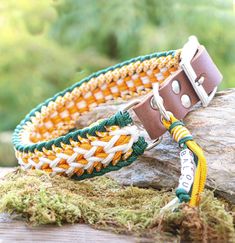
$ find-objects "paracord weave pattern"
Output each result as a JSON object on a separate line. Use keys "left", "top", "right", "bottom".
{"left": 13, "top": 50, "right": 181, "bottom": 179}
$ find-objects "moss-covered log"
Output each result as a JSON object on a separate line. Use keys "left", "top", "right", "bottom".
{"left": 0, "top": 169, "right": 234, "bottom": 242}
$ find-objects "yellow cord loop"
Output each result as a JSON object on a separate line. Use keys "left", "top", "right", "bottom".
{"left": 162, "top": 113, "right": 207, "bottom": 207}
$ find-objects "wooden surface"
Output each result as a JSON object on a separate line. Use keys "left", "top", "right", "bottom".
{"left": 0, "top": 214, "right": 138, "bottom": 243}
{"left": 0, "top": 168, "right": 141, "bottom": 243}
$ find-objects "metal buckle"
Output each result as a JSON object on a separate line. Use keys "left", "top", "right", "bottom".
{"left": 180, "top": 36, "right": 217, "bottom": 107}
{"left": 122, "top": 100, "right": 162, "bottom": 151}
{"left": 121, "top": 36, "right": 217, "bottom": 150}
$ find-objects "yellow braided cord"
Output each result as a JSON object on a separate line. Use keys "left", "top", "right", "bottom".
{"left": 162, "top": 114, "right": 207, "bottom": 206}
{"left": 186, "top": 141, "right": 207, "bottom": 206}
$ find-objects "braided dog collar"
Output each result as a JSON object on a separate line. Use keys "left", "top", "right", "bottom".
{"left": 13, "top": 36, "right": 222, "bottom": 207}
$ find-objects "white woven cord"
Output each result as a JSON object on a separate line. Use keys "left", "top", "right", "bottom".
{"left": 16, "top": 125, "right": 140, "bottom": 177}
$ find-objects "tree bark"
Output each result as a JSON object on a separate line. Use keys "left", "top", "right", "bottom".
{"left": 78, "top": 89, "right": 235, "bottom": 204}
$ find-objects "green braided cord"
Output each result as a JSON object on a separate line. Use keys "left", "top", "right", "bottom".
{"left": 175, "top": 188, "right": 190, "bottom": 203}
{"left": 12, "top": 49, "right": 177, "bottom": 153}
{"left": 182, "top": 143, "right": 188, "bottom": 149}
{"left": 72, "top": 137, "right": 147, "bottom": 180}
{"left": 13, "top": 110, "right": 132, "bottom": 153}
{"left": 192, "top": 152, "right": 198, "bottom": 167}
{"left": 168, "top": 120, "right": 185, "bottom": 133}
{"left": 178, "top": 136, "right": 193, "bottom": 148}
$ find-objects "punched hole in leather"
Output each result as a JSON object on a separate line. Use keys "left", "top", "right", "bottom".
{"left": 132, "top": 45, "right": 223, "bottom": 140}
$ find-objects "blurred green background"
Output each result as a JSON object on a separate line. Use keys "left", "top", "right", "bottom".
{"left": 0, "top": 0, "right": 235, "bottom": 166}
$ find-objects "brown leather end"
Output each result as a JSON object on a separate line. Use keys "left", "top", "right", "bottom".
{"left": 133, "top": 45, "right": 223, "bottom": 140}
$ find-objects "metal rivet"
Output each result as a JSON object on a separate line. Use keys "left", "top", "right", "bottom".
{"left": 181, "top": 94, "right": 191, "bottom": 108}
{"left": 172, "top": 80, "right": 181, "bottom": 94}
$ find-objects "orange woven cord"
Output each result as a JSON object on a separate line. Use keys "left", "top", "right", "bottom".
{"left": 22, "top": 51, "right": 180, "bottom": 145}
{"left": 13, "top": 50, "right": 181, "bottom": 179}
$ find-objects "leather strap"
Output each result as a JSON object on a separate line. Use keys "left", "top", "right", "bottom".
{"left": 132, "top": 45, "right": 223, "bottom": 139}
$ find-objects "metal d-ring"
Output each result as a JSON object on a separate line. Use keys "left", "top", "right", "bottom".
{"left": 152, "top": 83, "right": 171, "bottom": 121}
{"left": 146, "top": 136, "right": 163, "bottom": 151}
{"left": 122, "top": 99, "right": 141, "bottom": 112}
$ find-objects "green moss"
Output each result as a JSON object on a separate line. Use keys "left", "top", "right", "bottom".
{"left": 0, "top": 168, "right": 234, "bottom": 242}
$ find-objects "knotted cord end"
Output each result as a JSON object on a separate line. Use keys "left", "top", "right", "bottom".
{"left": 162, "top": 112, "right": 207, "bottom": 207}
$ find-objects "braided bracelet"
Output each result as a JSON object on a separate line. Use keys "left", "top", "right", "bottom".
{"left": 12, "top": 36, "right": 222, "bottom": 207}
